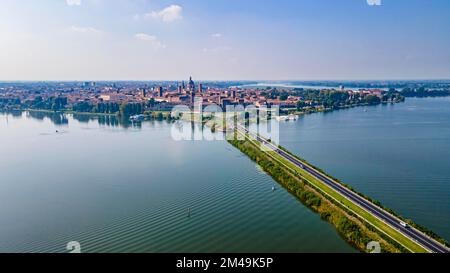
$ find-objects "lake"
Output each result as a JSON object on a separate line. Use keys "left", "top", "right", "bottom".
{"left": 280, "top": 97, "right": 450, "bottom": 241}
{"left": 0, "top": 111, "right": 354, "bottom": 253}
{"left": 0, "top": 96, "right": 448, "bottom": 253}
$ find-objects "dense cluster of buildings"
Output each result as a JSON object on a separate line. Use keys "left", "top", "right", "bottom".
{"left": 91, "top": 76, "right": 307, "bottom": 110}
{"left": 0, "top": 77, "right": 391, "bottom": 112}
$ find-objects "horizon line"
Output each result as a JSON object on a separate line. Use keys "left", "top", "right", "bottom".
{"left": 1, "top": 78, "right": 450, "bottom": 83}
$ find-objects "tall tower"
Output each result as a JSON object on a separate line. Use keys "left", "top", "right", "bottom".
{"left": 157, "top": 86, "right": 163, "bottom": 97}
{"left": 188, "top": 76, "right": 195, "bottom": 93}
{"left": 231, "top": 89, "right": 237, "bottom": 99}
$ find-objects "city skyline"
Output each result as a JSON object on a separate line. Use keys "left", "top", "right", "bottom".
{"left": 1, "top": 0, "right": 450, "bottom": 81}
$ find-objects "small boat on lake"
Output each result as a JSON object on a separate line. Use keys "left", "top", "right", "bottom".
{"left": 130, "top": 115, "right": 145, "bottom": 122}
{"left": 275, "top": 115, "right": 298, "bottom": 122}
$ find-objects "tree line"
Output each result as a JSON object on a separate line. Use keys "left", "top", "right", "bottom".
{"left": 0, "top": 96, "right": 159, "bottom": 117}
{"left": 398, "top": 87, "right": 450, "bottom": 97}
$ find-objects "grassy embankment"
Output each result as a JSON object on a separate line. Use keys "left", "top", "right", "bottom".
{"left": 229, "top": 130, "right": 433, "bottom": 253}
{"left": 276, "top": 145, "right": 450, "bottom": 249}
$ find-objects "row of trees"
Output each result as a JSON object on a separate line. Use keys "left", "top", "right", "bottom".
{"left": 292, "top": 90, "right": 405, "bottom": 111}
{"left": 68, "top": 98, "right": 159, "bottom": 116}
{"left": 0, "top": 96, "right": 68, "bottom": 111}
{"left": 0, "top": 94, "right": 161, "bottom": 117}
{"left": 72, "top": 102, "right": 147, "bottom": 116}
{"left": 228, "top": 138, "right": 399, "bottom": 253}
{"left": 0, "top": 98, "right": 21, "bottom": 109}
{"left": 25, "top": 96, "right": 68, "bottom": 111}
{"left": 293, "top": 90, "right": 386, "bottom": 110}
{"left": 8, "top": 97, "right": 151, "bottom": 117}
{"left": 72, "top": 102, "right": 123, "bottom": 114}
{"left": 399, "top": 87, "right": 450, "bottom": 97}
{"left": 258, "top": 88, "right": 407, "bottom": 111}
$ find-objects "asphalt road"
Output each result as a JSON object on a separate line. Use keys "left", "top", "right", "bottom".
{"left": 237, "top": 125, "right": 449, "bottom": 253}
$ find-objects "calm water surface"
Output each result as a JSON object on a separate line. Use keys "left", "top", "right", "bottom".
{"left": 0, "top": 111, "right": 354, "bottom": 253}
{"left": 281, "top": 97, "right": 450, "bottom": 241}
{"left": 1, "top": 97, "right": 448, "bottom": 253}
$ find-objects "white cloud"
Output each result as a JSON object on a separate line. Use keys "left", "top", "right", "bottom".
{"left": 70, "top": 26, "right": 101, "bottom": 33}
{"left": 135, "top": 33, "right": 166, "bottom": 49}
{"left": 211, "top": 33, "right": 223, "bottom": 39}
{"left": 66, "top": 0, "right": 81, "bottom": 6}
{"left": 146, "top": 5, "right": 183, "bottom": 23}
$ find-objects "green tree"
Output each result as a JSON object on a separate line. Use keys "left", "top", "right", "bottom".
{"left": 365, "top": 95, "right": 381, "bottom": 105}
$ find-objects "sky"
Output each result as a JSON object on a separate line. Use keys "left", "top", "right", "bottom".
{"left": 0, "top": 0, "right": 449, "bottom": 81}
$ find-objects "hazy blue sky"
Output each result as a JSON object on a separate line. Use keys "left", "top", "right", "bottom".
{"left": 0, "top": 0, "right": 449, "bottom": 81}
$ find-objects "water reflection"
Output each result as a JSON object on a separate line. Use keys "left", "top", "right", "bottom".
{"left": 0, "top": 110, "right": 178, "bottom": 129}
{"left": 26, "top": 111, "right": 69, "bottom": 125}
{"left": 0, "top": 109, "right": 356, "bottom": 253}
{"left": 1, "top": 109, "right": 22, "bottom": 118}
